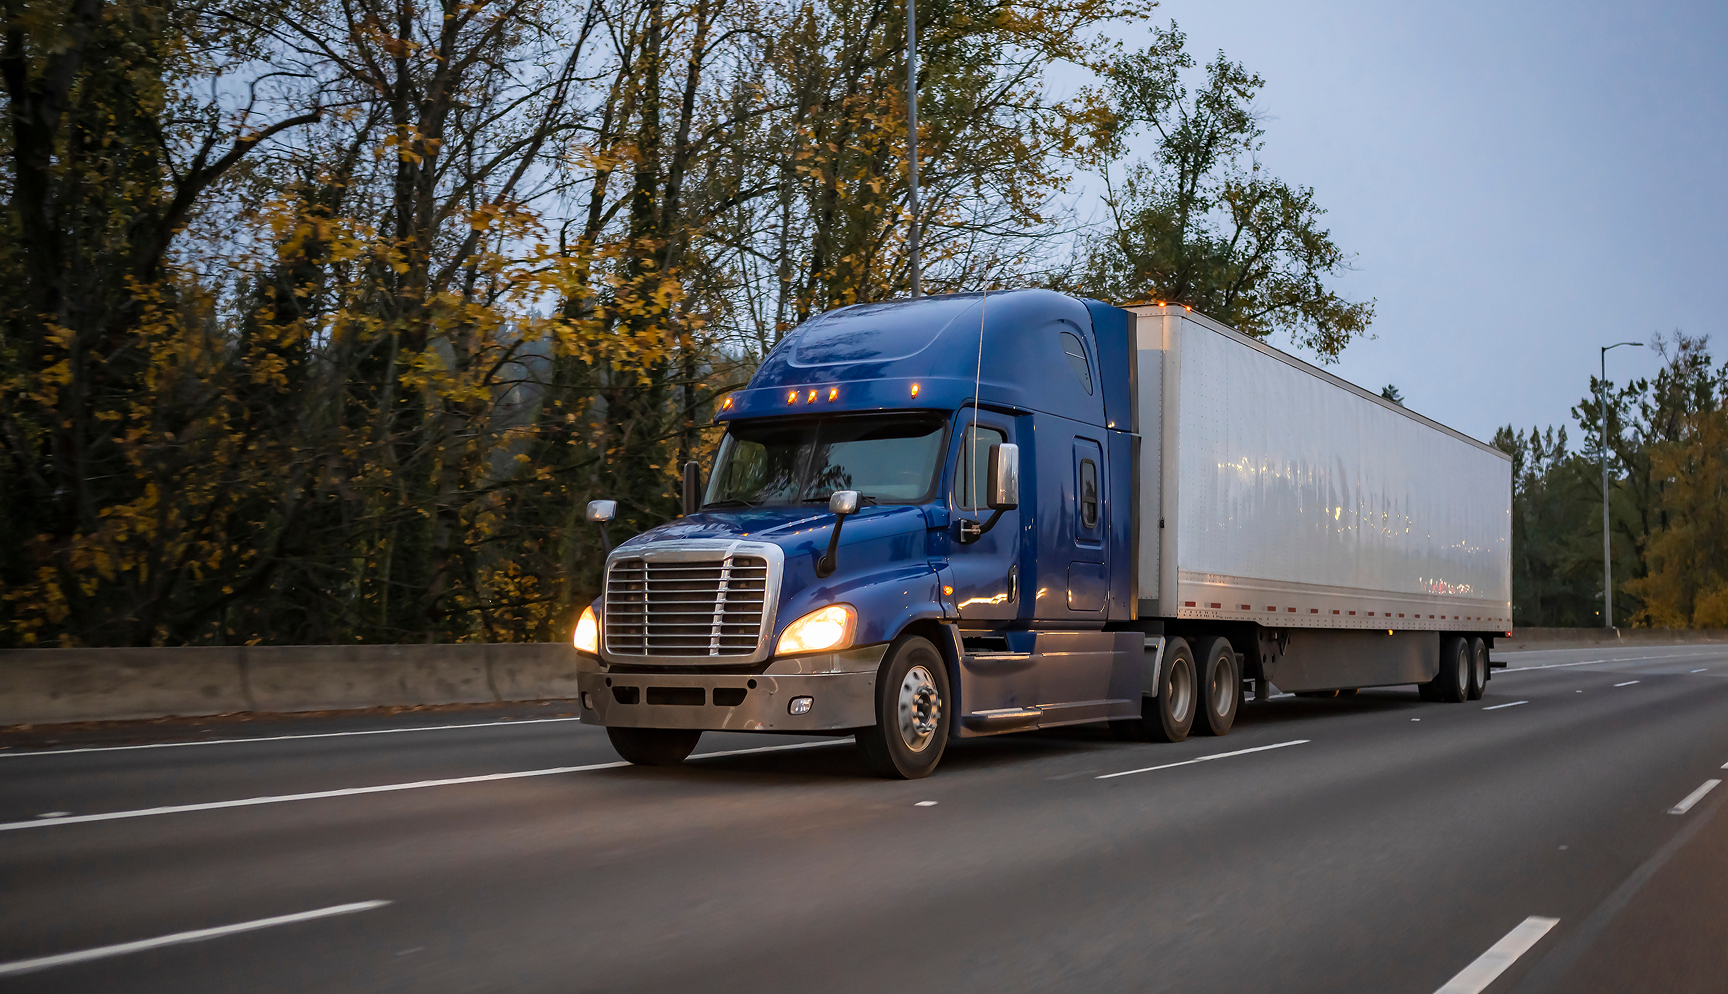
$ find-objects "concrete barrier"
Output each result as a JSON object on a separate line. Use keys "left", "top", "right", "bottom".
{"left": 0, "top": 642, "right": 581, "bottom": 726}
{"left": 6, "top": 627, "right": 1728, "bottom": 727}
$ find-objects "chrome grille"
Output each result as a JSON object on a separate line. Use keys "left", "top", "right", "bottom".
{"left": 604, "top": 555, "right": 770, "bottom": 657}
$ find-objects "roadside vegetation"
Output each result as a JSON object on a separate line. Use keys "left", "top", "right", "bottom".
{"left": 3, "top": 0, "right": 1372, "bottom": 646}
{"left": 1495, "top": 334, "right": 1728, "bottom": 630}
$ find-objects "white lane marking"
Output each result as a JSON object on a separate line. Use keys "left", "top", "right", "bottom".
{"left": 0, "top": 900, "right": 389, "bottom": 977}
{"left": 1499, "top": 650, "right": 1728, "bottom": 674}
{"left": 1721, "top": 762, "right": 1728, "bottom": 770}
{"left": 1691, "top": 668, "right": 1708, "bottom": 673}
{"left": 686, "top": 740, "right": 845, "bottom": 761}
{"left": 1432, "top": 915, "right": 1559, "bottom": 994}
{"left": 1482, "top": 701, "right": 1528, "bottom": 710}
{"left": 1097, "top": 740, "right": 1309, "bottom": 780}
{"left": 0, "top": 761, "right": 629, "bottom": 832}
{"left": 0, "top": 739, "right": 843, "bottom": 832}
{"left": 0, "top": 717, "right": 586, "bottom": 759}
{"left": 36, "top": 811, "right": 70, "bottom": 818}
{"left": 1613, "top": 680, "right": 1640, "bottom": 687}
{"left": 1669, "top": 780, "right": 1720, "bottom": 815}
{"left": 915, "top": 801, "right": 938, "bottom": 807}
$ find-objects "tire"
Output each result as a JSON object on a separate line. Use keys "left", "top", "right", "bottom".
{"left": 1424, "top": 635, "right": 1470, "bottom": 703}
{"left": 1194, "top": 636, "right": 1241, "bottom": 736}
{"left": 855, "top": 635, "right": 950, "bottom": 779}
{"left": 1467, "top": 637, "right": 1488, "bottom": 700}
{"left": 607, "top": 727, "right": 702, "bottom": 766}
{"left": 1114, "top": 637, "right": 1197, "bottom": 743}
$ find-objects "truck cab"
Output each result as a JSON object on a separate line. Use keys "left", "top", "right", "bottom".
{"left": 572, "top": 289, "right": 1152, "bottom": 777}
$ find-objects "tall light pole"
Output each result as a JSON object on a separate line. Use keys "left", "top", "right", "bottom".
{"left": 1599, "top": 341, "right": 1642, "bottom": 628}
{"left": 906, "top": 0, "right": 920, "bottom": 297}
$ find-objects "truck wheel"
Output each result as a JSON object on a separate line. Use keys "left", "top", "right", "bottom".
{"left": 1467, "top": 637, "right": 1488, "bottom": 700}
{"left": 1113, "top": 638, "right": 1196, "bottom": 743}
{"left": 1194, "top": 636, "right": 1240, "bottom": 736}
{"left": 607, "top": 727, "right": 702, "bottom": 766}
{"left": 855, "top": 635, "right": 950, "bottom": 779}
{"left": 1424, "top": 635, "right": 1470, "bottom": 703}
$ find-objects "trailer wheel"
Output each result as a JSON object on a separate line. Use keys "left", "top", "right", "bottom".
{"left": 606, "top": 727, "right": 702, "bottom": 766}
{"left": 855, "top": 634, "right": 950, "bottom": 779}
{"left": 1424, "top": 635, "right": 1471, "bottom": 703}
{"left": 1467, "top": 637, "right": 1488, "bottom": 700}
{"left": 1194, "top": 636, "right": 1241, "bottom": 736}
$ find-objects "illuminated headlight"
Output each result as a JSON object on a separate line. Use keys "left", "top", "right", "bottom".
{"left": 775, "top": 604, "right": 856, "bottom": 655}
{"left": 573, "top": 605, "right": 600, "bottom": 655}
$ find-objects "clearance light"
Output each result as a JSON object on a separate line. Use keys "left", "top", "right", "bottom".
{"left": 787, "top": 390, "right": 798, "bottom": 404}
{"left": 776, "top": 604, "right": 856, "bottom": 655}
{"left": 573, "top": 605, "right": 600, "bottom": 654}
{"left": 808, "top": 389, "right": 818, "bottom": 403}
{"left": 828, "top": 387, "right": 838, "bottom": 401}
{"left": 943, "top": 586, "right": 954, "bottom": 596}
{"left": 910, "top": 383, "right": 920, "bottom": 398}
{"left": 722, "top": 396, "right": 734, "bottom": 410}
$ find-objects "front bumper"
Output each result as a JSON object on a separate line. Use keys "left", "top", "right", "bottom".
{"left": 576, "top": 645, "right": 888, "bottom": 732}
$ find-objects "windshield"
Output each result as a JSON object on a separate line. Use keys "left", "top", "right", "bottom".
{"left": 705, "top": 414, "right": 947, "bottom": 507}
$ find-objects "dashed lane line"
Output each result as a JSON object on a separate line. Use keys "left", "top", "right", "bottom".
{"left": 1483, "top": 701, "right": 1528, "bottom": 710}
{"left": 1432, "top": 916, "right": 1559, "bottom": 994}
{"left": 0, "top": 901, "right": 390, "bottom": 977}
{"left": 1669, "top": 780, "right": 1720, "bottom": 815}
{"left": 1612, "top": 680, "right": 1640, "bottom": 687}
{"left": 1097, "top": 740, "right": 1309, "bottom": 780}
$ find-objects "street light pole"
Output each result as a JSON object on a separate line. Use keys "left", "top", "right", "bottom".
{"left": 1599, "top": 341, "right": 1642, "bottom": 628}
{"left": 906, "top": 0, "right": 920, "bottom": 298}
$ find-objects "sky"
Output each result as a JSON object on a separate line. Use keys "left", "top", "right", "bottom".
{"left": 1057, "top": 0, "right": 1728, "bottom": 445}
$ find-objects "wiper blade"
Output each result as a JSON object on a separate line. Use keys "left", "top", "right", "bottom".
{"left": 803, "top": 494, "right": 879, "bottom": 504}
{"left": 701, "top": 499, "right": 757, "bottom": 509}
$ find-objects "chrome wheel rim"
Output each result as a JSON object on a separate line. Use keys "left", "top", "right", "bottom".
{"left": 1211, "top": 656, "right": 1235, "bottom": 717}
{"left": 1168, "top": 661, "right": 1194, "bottom": 723}
{"left": 897, "top": 664, "right": 942, "bottom": 753}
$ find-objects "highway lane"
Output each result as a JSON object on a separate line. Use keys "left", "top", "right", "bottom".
{"left": 1, "top": 642, "right": 1725, "bottom": 993}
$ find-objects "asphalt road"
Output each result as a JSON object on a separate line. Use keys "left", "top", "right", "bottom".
{"left": 3, "top": 642, "right": 1726, "bottom": 993}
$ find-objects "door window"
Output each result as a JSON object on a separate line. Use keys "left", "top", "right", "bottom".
{"left": 955, "top": 424, "right": 1007, "bottom": 510}
{"left": 1080, "top": 459, "right": 1099, "bottom": 528}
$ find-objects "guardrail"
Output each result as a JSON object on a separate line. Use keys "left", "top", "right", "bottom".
{"left": 0, "top": 643, "right": 578, "bottom": 726}
{"left": 1496, "top": 627, "right": 1728, "bottom": 651}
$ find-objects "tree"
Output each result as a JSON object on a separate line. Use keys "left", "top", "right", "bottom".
{"left": 1064, "top": 22, "right": 1373, "bottom": 363}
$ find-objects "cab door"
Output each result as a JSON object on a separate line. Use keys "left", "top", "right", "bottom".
{"left": 944, "top": 415, "right": 1020, "bottom": 621}
{"left": 1068, "top": 436, "right": 1108, "bottom": 613}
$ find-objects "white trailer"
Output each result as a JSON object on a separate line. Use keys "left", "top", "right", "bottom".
{"left": 1128, "top": 304, "right": 1513, "bottom": 696}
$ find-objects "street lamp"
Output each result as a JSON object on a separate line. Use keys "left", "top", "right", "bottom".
{"left": 906, "top": 0, "right": 921, "bottom": 297}
{"left": 1599, "top": 341, "right": 1642, "bottom": 628}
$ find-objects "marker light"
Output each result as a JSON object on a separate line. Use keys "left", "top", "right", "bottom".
{"left": 808, "top": 389, "right": 818, "bottom": 403}
{"left": 787, "top": 390, "right": 798, "bottom": 404}
{"left": 828, "top": 387, "right": 838, "bottom": 401}
{"left": 722, "top": 396, "right": 734, "bottom": 409}
{"left": 776, "top": 604, "right": 856, "bottom": 655}
{"left": 910, "top": 383, "right": 920, "bottom": 398}
{"left": 573, "top": 605, "right": 600, "bottom": 654}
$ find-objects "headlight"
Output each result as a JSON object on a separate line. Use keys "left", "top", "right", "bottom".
{"left": 573, "top": 605, "right": 600, "bottom": 654}
{"left": 776, "top": 604, "right": 856, "bottom": 655}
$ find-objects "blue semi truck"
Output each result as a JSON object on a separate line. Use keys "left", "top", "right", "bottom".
{"left": 571, "top": 290, "right": 1513, "bottom": 778}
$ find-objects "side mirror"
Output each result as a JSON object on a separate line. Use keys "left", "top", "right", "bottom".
{"left": 829, "top": 490, "right": 860, "bottom": 516}
{"left": 586, "top": 500, "right": 617, "bottom": 523}
{"left": 682, "top": 461, "right": 701, "bottom": 516}
{"left": 986, "top": 443, "right": 1019, "bottom": 510}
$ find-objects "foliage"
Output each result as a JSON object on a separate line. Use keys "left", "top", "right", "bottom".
{"left": 1060, "top": 22, "right": 1373, "bottom": 363}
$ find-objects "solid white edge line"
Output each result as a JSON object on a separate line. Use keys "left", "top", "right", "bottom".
{"left": 1612, "top": 680, "right": 1640, "bottom": 687}
{"left": 0, "top": 900, "right": 390, "bottom": 977}
{"left": 0, "top": 717, "right": 586, "bottom": 759}
{"left": 0, "top": 739, "right": 850, "bottom": 832}
{"left": 0, "top": 761, "right": 630, "bottom": 832}
{"left": 1668, "top": 779, "right": 1721, "bottom": 815}
{"left": 1097, "top": 740, "right": 1309, "bottom": 780}
{"left": 1482, "top": 701, "right": 1528, "bottom": 710}
{"left": 1432, "top": 915, "right": 1559, "bottom": 994}
{"left": 1498, "top": 650, "right": 1728, "bottom": 674}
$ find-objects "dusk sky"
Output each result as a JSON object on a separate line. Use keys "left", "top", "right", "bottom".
{"left": 1068, "top": 0, "right": 1728, "bottom": 445}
